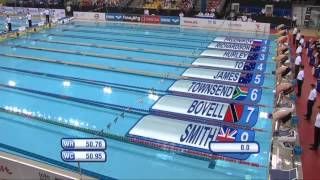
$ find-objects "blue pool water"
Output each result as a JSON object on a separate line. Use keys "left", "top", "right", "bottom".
{"left": 0, "top": 21, "right": 276, "bottom": 179}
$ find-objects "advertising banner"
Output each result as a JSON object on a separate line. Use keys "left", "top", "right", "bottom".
{"left": 160, "top": 16, "right": 180, "bottom": 25}
{"left": 180, "top": 17, "right": 270, "bottom": 33}
{"left": 73, "top": 11, "right": 106, "bottom": 21}
{"left": 123, "top": 14, "right": 141, "bottom": 22}
{"left": 105, "top": 13, "right": 124, "bottom": 21}
{"left": 141, "top": 15, "right": 160, "bottom": 24}
{"left": 51, "top": 9, "right": 65, "bottom": 19}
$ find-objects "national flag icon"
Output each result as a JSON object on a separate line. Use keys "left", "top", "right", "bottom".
{"left": 216, "top": 126, "right": 238, "bottom": 142}
{"left": 232, "top": 87, "right": 249, "bottom": 101}
{"left": 224, "top": 104, "right": 244, "bottom": 123}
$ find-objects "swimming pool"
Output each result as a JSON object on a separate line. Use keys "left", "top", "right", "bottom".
{"left": 0, "top": 20, "right": 276, "bottom": 179}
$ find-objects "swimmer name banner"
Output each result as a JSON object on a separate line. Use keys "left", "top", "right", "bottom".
{"left": 151, "top": 95, "right": 259, "bottom": 127}
{"left": 208, "top": 42, "right": 268, "bottom": 53}
{"left": 213, "top": 37, "right": 268, "bottom": 45}
{"left": 182, "top": 68, "right": 264, "bottom": 86}
{"left": 200, "top": 49, "right": 266, "bottom": 61}
{"left": 168, "top": 80, "right": 262, "bottom": 103}
{"left": 192, "top": 58, "right": 266, "bottom": 72}
{"left": 128, "top": 115, "right": 255, "bottom": 160}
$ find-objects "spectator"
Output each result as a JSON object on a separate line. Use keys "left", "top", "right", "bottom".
{"left": 242, "top": 15, "right": 248, "bottom": 22}
{"left": 230, "top": 9, "right": 235, "bottom": 20}
{"left": 261, "top": 8, "right": 266, "bottom": 15}
{"left": 179, "top": 11, "right": 184, "bottom": 17}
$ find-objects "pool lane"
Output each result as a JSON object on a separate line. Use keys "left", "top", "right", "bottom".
{"left": 71, "top": 21, "right": 270, "bottom": 40}
{"left": 0, "top": 70, "right": 156, "bottom": 111}
{"left": 0, "top": 56, "right": 175, "bottom": 91}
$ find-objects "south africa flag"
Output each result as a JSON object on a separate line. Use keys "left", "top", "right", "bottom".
{"left": 232, "top": 87, "right": 248, "bottom": 101}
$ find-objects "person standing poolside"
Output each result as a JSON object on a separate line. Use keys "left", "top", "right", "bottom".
{"left": 292, "top": 27, "right": 298, "bottom": 45}
{"left": 299, "top": 35, "right": 305, "bottom": 48}
{"left": 296, "top": 30, "right": 301, "bottom": 48}
{"left": 44, "top": 8, "right": 50, "bottom": 24}
{"left": 26, "top": 12, "right": 32, "bottom": 28}
{"left": 294, "top": 53, "right": 302, "bottom": 78}
{"left": 296, "top": 65, "right": 304, "bottom": 97}
{"left": 305, "top": 84, "right": 317, "bottom": 120}
{"left": 296, "top": 43, "right": 303, "bottom": 55}
{"left": 6, "top": 15, "right": 11, "bottom": 32}
{"left": 310, "top": 106, "right": 320, "bottom": 150}
{"left": 292, "top": 14, "right": 297, "bottom": 27}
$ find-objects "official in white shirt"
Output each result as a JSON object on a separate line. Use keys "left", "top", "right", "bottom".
{"left": 296, "top": 65, "right": 304, "bottom": 97}
{"left": 296, "top": 44, "right": 302, "bottom": 54}
{"left": 292, "top": 27, "right": 298, "bottom": 45}
{"left": 305, "top": 84, "right": 317, "bottom": 120}
{"left": 294, "top": 53, "right": 302, "bottom": 78}
{"left": 299, "top": 35, "right": 305, "bottom": 47}
{"left": 292, "top": 14, "right": 297, "bottom": 27}
{"left": 26, "top": 12, "right": 32, "bottom": 28}
{"left": 310, "top": 106, "right": 320, "bottom": 150}
{"left": 44, "top": 9, "right": 50, "bottom": 24}
{"left": 6, "top": 15, "right": 11, "bottom": 32}
{"left": 296, "top": 30, "right": 301, "bottom": 48}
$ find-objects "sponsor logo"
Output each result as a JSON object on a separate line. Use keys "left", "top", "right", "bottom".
{"left": 207, "top": 19, "right": 217, "bottom": 24}
{"left": 160, "top": 16, "right": 180, "bottom": 25}
{"left": 255, "top": 24, "right": 261, "bottom": 31}
{"left": 142, "top": 15, "right": 160, "bottom": 24}
{"left": 183, "top": 20, "right": 198, "bottom": 24}
{"left": 94, "top": 13, "right": 100, "bottom": 19}
{"left": 123, "top": 14, "right": 141, "bottom": 22}
{"left": 228, "top": 22, "right": 242, "bottom": 27}
{"left": 105, "top": 13, "right": 124, "bottom": 21}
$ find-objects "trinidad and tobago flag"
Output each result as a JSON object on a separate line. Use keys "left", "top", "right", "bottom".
{"left": 216, "top": 126, "right": 238, "bottom": 142}
{"left": 224, "top": 104, "right": 244, "bottom": 123}
{"left": 232, "top": 87, "right": 249, "bottom": 101}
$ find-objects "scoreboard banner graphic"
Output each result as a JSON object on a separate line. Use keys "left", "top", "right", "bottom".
{"left": 151, "top": 95, "right": 259, "bottom": 128}
{"left": 192, "top": 58, "right": 265, "bottom": 72}
{"left": 208, "top": 42, "right": 268, "bottom": 53}
{"left": 200, "top": 49, "right": 267, "bottom": 61}
{"left": 128, "top": 115, "right": 256, "bottom": 160}
{"left": 213, "top": 37, "right": 268, "bottom": 45}
{"left": 182, "top": 68, "right": 264, "bottom": 86}
{"left": 168, "top": 80, "right": 262, "bottom": 103}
